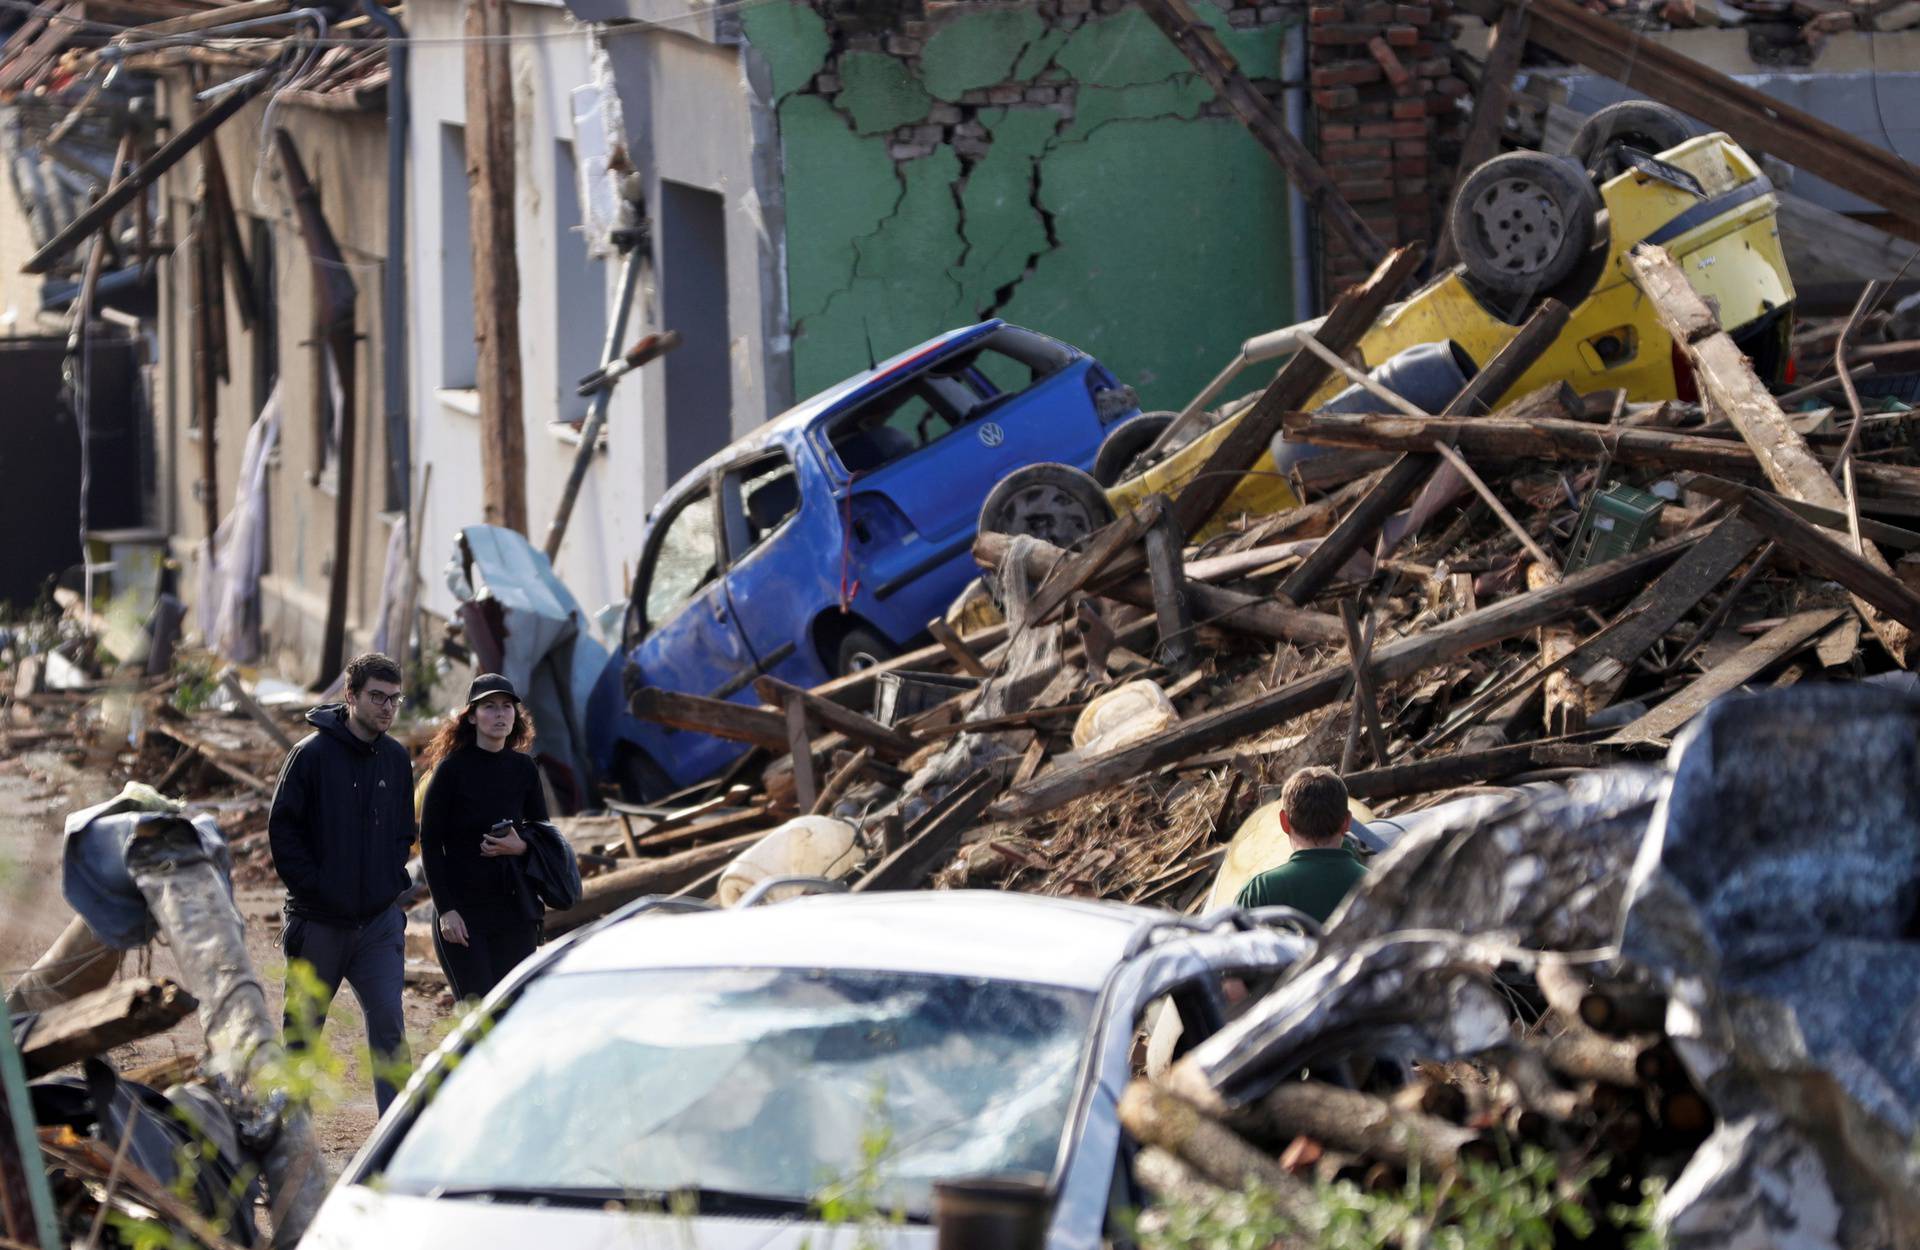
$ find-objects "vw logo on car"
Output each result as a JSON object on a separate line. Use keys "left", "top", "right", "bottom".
{"left": 978, "top": 421, "right": 1005, "bottom": 448}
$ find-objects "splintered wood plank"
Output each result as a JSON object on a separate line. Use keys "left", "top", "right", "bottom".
{"left": 1628, "top": 244, "right": 1911, "bottom": 664}
{"left": 1603, "top": 608, "right": 1846, "bottom": 745}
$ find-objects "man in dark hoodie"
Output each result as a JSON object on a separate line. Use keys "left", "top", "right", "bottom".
{"left": 268, "top": 652, "right": 415, "bottom": 1113}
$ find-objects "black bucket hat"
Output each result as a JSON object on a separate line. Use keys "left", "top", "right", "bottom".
{"left": 465, "top": 673, "right": 520, "bottom": 707}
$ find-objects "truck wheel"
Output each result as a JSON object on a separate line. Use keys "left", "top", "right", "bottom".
{"left": 1570, "top": 101, "right": 1695, "bottom": 180}
{"left": 978, "top": 463, "right": 1116, "bottom": 549}
{"left": 1093, "top": 412, "right": 1177, "bottom": 486}
{"left": 1449, "top": 151, "right": 1601, "bottom": 299}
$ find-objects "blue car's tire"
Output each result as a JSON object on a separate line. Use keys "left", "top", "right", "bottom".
{"left": 834, "top": 626, "right": 896, "bottom": 678}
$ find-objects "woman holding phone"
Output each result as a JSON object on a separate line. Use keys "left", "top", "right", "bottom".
{"left": 418, "top": 673, "right": 550, "bottom": 1001}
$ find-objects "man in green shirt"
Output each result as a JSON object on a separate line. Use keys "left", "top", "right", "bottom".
{"left": 1234, "top": 766, "right": 1367, "bottom": 925}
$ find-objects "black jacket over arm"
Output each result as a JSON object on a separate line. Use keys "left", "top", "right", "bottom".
{"left": 267, "top": 704, "right": 416, "bottom": 925}
{"left": 418, "top": 744, "right": 549, "bottom": 928}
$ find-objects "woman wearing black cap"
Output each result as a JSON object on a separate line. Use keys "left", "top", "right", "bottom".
{"left": 418, "top": 673, "right": 549, "bottom": 1000}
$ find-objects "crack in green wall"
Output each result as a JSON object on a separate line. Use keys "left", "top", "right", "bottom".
{"left": 743, "top": 0, "right": 1299, "bottom": 410}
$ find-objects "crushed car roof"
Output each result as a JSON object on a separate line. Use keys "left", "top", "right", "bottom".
{"left": 549, "top": 889, "right": 1169, "bottom": 991}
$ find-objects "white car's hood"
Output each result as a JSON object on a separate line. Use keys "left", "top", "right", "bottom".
{"left": 302, "top": 1186, "right": 940, "bottom": 1250}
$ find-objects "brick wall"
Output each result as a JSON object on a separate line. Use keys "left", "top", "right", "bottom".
{"left": 1308, "top": 0, "right": 1465, "bottom": 291}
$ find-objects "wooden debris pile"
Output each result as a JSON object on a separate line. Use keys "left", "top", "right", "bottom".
{"left": 579, "top": 239, "right": 1920, "bottom": 932}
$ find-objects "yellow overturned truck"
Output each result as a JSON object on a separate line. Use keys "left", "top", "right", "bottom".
{"left": 977, "top": 102, "right": 1797, "bottom": 544}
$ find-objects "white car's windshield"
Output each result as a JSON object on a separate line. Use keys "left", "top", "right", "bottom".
{"left": 377, "top": 967, "right": 1096, "bottom": 1216}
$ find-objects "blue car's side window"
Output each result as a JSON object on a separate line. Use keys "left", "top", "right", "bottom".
{"left": 639, "top": 486, "right": 719, "bottom": 636}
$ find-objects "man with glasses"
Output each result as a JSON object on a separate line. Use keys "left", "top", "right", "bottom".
{"left": 268, "top": 652, "right": 415, "bottom": 1113}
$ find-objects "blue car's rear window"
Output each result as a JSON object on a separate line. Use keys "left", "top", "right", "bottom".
{"left": 825, "top": 327, "right": 1073, "bottom": 475}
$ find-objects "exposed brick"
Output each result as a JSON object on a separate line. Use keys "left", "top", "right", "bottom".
{"left": 1313, "top": 86, "right": 1361, "bottom": 109}
{"left": 1384, "top": 22, "right": 1419, "bottom": 44}
{"left": 1393, "top": 155, "right": 1428, "bottom": 176}
{"left": 1357, "top": 121, "right": 1398, "bottom": 138}
{"left": 1393, "top": 3, "right": 1433, "bottom": 20}
{"left": 1322, "top": 139, "right": 1393, "bottom": 160}
{"left": 928, "top": 102, "right": 963, "bottom": 124}
{"left": 1026, "top": 85, "right": 1058, "bottom": 103}
{"left": 1388, "top": 118, "right": 1430, "bottom": 137}
{"left": 1319, "top": 122, "right": 1359, "bottom": 141}
{"left": 1312, "top": 61, "right": 1382, "bottom": 87}
{"left": 1259, "top": 4, "right": 1291, "bottom": 21}
{"left": 1338, "top": 159, "right": 1394, "bottom": 181}
{"left": 1309, "top": 22, "right": 1378, "bottom": 42}
{"left": 1308, "top": 1, "right": 1345, "bottom": 19}
{"left": 1333, "top": 177, "right": 1395, "bottom": 200}
{"left": 1227, "top": 8, "right": 1259, "bottom": 25}
{"left": 1395, "top": 192, "right": 1429, "bottom": 212}
{"left": 1427, "top": 94, "right": 1459, "bottom": 115}
{"left": 1393, "top": 137, "right": 1427, "bottom": 156}
{"left": 1366, "top": 36, "right": 1413, "bottom": 86}
{"left": 886, "top": 33, "right": 923, "bottom": 54}
{"left": 814, "top": 72, "right": 841, "bottom": 93}
{"left": 1356, "top": 0, "right": 1395, "bottom": 21}
{"left": 1411, "top": 40, "right": 1444, "bottom": 56}
{"left": 1434, "top": 75, "right": 1470, "bottom": 96}
{"left": 987, "top": 85, "right": 1024, "bottom": 104}
{"left": 1390, "top": 97, "right": 1427, "bottom": 119}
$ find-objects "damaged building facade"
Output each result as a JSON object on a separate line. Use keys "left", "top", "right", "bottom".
{"left": 733, "top": 0, "right": 1314, "bottom": 411}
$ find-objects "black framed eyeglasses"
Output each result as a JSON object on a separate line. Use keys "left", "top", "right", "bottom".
{"left": 360, "top": 690, "right": 405, "bottom": 710}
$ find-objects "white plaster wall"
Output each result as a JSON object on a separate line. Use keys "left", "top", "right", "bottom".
{"left": 409, "top": 0, "right": 640, "bottom": 627}
{"left": 408, "top": 0, "right": 785, "bottom": 634}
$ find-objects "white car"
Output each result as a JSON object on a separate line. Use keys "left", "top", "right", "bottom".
{"left": 302, "top": 887, "right": 1312, "bottom": 1250}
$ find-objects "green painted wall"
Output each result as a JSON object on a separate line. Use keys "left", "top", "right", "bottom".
{"left": 742, "top": 0, "right": 1297, "bottom": 412}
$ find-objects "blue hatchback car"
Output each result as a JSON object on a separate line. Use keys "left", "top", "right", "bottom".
{"left": 586, "top": 321, "right": 1140, "bottom": 799}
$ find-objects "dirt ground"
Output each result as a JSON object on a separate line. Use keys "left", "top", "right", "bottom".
{"left": 0, "top": 746, "right": 454, "bottom": 1176}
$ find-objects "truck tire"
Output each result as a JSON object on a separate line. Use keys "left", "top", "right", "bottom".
{"left": 1570, "top": 101, "right": 1695, "bottom": 180}
{"left": 1093, "top": 412, "right": 1177, "bottom": 486}
{"left": 978, "top": 463, "right": 1116, "bottom": 549}
{"left": 1450, "top": 151, "right": 1601, "bottom": 300}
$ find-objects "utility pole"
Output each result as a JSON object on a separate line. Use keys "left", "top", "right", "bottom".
{"left": 464, "top": 0, "right": 526, "bottom": 533}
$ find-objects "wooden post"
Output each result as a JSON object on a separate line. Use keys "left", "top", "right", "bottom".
{"left": 464, "top": 0, "right": 526, "bottom": 534}
{"left": 190, "top": 195, "right": 220, "bottom": 546}
{"left": 1143, "top": 505, "right": 1196, "bottom": 674}
{"left": 785, "top": 698, "right": 817, "bottom": 812}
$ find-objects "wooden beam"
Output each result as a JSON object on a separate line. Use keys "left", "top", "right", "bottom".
{"left": 464, "top": 0, "right": 526, "bottom": 533}
{"left": 1567, "top": 516, "right": 1763, "bottom": 712}
{"left": 1734, "top": 489, "right": 1920, "bottom": 630}
{"left": 1277, "top": 300, "right": 1574, "bottom": 607}
{"left": 926, "top": 617, "right": 990, "bottom": 678}
{"left": 785, "top": 698, "right": 817, "bottom": 812}
{"left": 1475, "top": 0, "right": 1920, "bottom": 237}
{"left": 1339, "top": 600, "right": 1388, "bottom": 767}
{"left": 754, "top": 674, "right": 921, "bottom": 760}
{"left": 1278, "top": 410, "right": 1920, "bottom": 504}
{"left": 1687, "top": 476, "right": 1920, "bottom": 551}
{"left": 1135, "top": 0, "right": 1385, "bottom": 266}
{"left": 19, "top": 979, "right": 197, "bottom": 1077}
{"left": 630, "top": 688, "right": 790, "bottom": 751}
{"left": 974, "top": 530, "right": 1347, "bottom": 647}
{"left": 852, "top": 771, "right": 1001, "bottom": 892}
{"left": 544, "top": 831, "right": 763, "bottom": 934}
{"left": 1629, "top": 243, "right": 1912, "bottom": 664}
{"left": 992, "top": 530, "right": 1699, "bottom": 819}
{"left": 1172, "top": 245, "right": 1425, "bottom": 537}
{"left": 806, "top": 624, "right": 1009, "bottom": 709}
{"left": 1341, "top": 739, "right": 1609, "bottom": 801}
{"left": 23, "top": 68, "right": 271, "bottom": 274}
{"left": 1143, "top": 503, "right": 1196, "bottom": 673}
{"left": 1603, "top": 607, "right": 1847, "bottom": 744}
{"left": 219, "top": 669, "right": 293, "bottom": 751}
{"left": 1434, "top": 1, "right": 1528, "bottom": 270}
{"left": 1023, "top": 499, "right": 1158, "bottom": 626}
